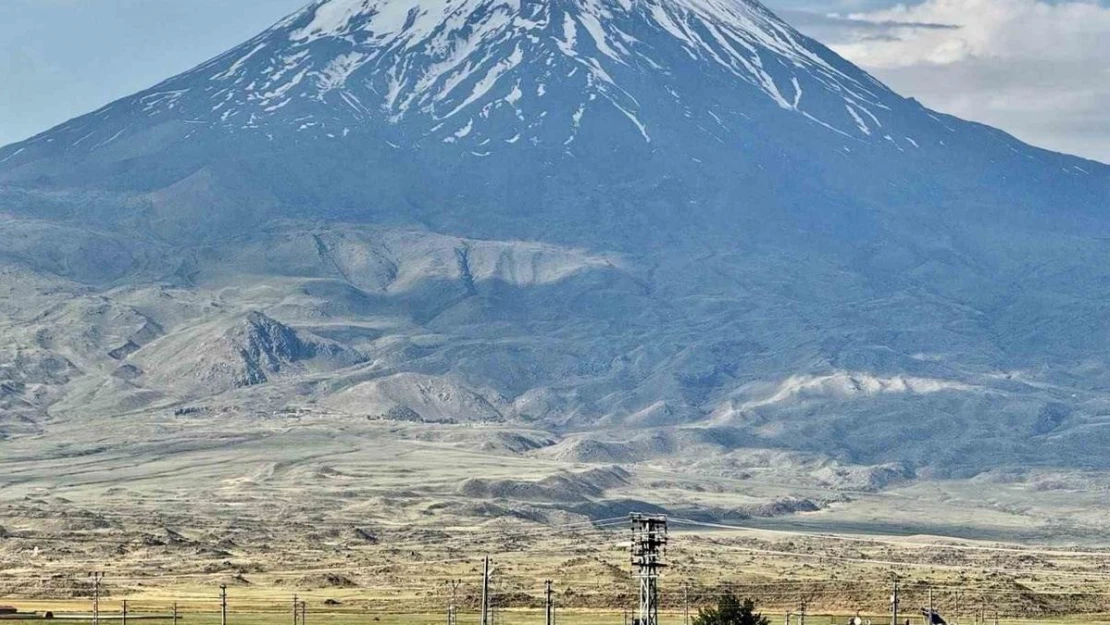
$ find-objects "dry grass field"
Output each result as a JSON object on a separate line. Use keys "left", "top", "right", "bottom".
{"left": 5, "top": 513, "right": 1110, "bottom": 623}
{"left": 4, "top": 414, "right": 1110, "bottom": 624}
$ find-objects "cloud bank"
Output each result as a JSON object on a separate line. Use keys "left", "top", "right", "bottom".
{"left": 788, "top": 0, "right": 1110, "bottom": 163}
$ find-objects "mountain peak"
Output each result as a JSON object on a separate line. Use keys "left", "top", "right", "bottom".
{"left": 205, "top": 0, "right": 899, "bottom": 141}
{"left": 1, "top": 0, "right": 912, "bottom": 168}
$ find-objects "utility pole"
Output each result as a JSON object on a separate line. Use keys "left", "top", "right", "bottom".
{"left": 121, "top": 600, "right": 128, "bottom": 625}
{"left": 890, "top": 582, "right": 899, "bottom": 625}
{"left": 630, "top": 513, "right": 668, "bottom": 625}
{"left": 90, "top": 572, "right": 104, "bottom": 625}
{"left": 301, "top": 600, "right": 306, "bottom": 625}
{"left": 172, "top": 603, "right": 178, "bottom": 625}
{"left": 799, "top": 600, "right": 806, "bottom": 625}
{"left": 480, "top": 556, "right": 491, "bottom": 625}
{"left": 683, "top": 582, "right": 690, "bottom": 625}
{"left": 955, "top": 591, "right": 962, "bottom": 625}
{"left": 545, "top": 580, "right": 554, "bottom": 625}
{"left": 220, "top": 584, "right": 228, "bottom": 625}
{"left": 292, "top": 595, "right": 299, "bottom": 625}
{"left": 785, "top": 612, "right": 792, "bottom": 625}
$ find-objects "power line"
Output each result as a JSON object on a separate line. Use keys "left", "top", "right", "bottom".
{"left": 667, "top": 518, "right": 1110, "bottom": 558}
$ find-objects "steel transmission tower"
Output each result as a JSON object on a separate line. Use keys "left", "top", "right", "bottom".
{"left": 447, "top": 580, "right": 461, "bottom": 625}
{"left": 89, "top": 572, "right": 104, "bottom": 625}
{"left": 630, "top": 513, "right": 668, "bottom": 625}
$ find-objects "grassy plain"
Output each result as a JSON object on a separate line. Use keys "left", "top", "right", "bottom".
{"left": 4, "top": 415, "right": 1110, "bottom": 623}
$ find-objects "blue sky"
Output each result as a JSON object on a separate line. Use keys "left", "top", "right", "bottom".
{"left": 2, "top": 0, "right": 1108, "bottom": 162}
{"left": 0, "top": 0, "right": 303, "bottom": 145}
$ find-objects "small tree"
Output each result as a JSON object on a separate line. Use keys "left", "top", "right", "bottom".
{"left": 693, "top": 593, "right": 771, "bottom": 625}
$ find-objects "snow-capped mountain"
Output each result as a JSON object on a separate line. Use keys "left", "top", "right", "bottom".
{"left": 3, "top": 0, "right": 1103, "bottom": 249}
{"left": 1, "top": 0, "right": 1110, "bottom": 483}
{"left": 10, "top": 0, "right": 906, "bottom": 149}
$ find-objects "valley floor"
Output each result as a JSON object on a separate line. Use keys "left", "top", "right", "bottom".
{"left": 3, "top": 414, "right": 1110, "bottom": 620}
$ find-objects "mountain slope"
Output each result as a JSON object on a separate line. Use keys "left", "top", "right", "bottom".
{"left": 0, "top": 0, "right": 1109, "bottom": 487}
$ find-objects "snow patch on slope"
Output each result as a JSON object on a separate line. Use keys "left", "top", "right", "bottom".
{"left": 247, "top": 0, "right": 903, "bottom": 144}
{"left": 740, "top": 371, "right": 974, "bottom": 410}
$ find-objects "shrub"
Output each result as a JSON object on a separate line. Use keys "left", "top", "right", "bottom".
{"left": 693, "top": 593, "right": 770, "bottom": 625}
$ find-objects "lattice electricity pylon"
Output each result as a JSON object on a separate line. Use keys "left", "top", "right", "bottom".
{"left": 630, "top": 513, "right": 668, "bottom": 625}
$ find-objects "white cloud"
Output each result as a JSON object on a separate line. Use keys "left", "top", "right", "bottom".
{"left": 838, "top": 0, "right": 1110, "bottom": 66}
{"left": 796, "top": 0, "right": 1110, "bottom": 163}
